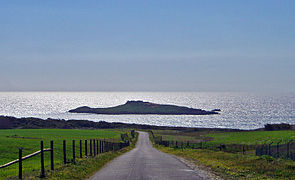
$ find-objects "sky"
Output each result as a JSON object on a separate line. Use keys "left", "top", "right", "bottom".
{"left": 0, "top": 0, "right": 294, "bottom": 92}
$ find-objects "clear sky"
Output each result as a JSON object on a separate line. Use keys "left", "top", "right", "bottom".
{"left": 0, "top": 0, "right": 294, "bottom": 92}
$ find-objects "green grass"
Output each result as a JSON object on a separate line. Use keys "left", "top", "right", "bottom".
{"left": 0, "top": 129, "right": 125, "bottom": 179}
{"left": 157, "top": 145, "right": 295, "bottom": 179}
{"left": 206, "top": 130, "right": 295, "bottom": 145}
{"left": 152, "top": 130, "right": 211, "bottom": 142}
{"left": 152, "top": 130, "right": 295, "bottom": 179}
{"left": 44, "top": 132, "right": 138, "bottom": 180}
{"left": 153, "top": 129, "right": 295, "bottom": 145}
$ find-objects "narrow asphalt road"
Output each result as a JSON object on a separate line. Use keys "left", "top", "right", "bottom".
{"left": 90, "top": 131, "right": 210, "bottom": 180}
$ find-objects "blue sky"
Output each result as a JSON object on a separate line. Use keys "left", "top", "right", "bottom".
{"left": 0, "top": 0, "right": 294, "bottom": 92}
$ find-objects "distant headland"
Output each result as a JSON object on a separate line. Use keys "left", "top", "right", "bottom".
{"left": 69, "top": 100, "right": 219, "bottom": 115}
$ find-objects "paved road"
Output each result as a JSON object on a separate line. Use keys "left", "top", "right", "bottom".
{"left": 90, "top": 131, "right": 209, "bottom": 180}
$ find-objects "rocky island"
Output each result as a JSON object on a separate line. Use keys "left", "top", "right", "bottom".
{"left": 69, "top": 100, "right": 219, "bottom": 115}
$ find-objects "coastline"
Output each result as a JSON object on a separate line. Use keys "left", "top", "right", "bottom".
{"left": 0, "top": 115, "right": 264, "bottom": 132}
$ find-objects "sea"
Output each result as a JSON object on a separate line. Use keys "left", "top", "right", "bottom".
{"left": 0, "top": 92, "right": 294, "bottom": 130}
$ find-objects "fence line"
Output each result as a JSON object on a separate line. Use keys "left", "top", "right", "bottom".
{"left": 0, "top": 131, "right": 135, "bottom": 179}
{"left": 256, "top": 140, "right": 295, "bottom": 160}
{"left": 153, "top": 134, "right": 256, "bottom": 153}
{"left": 152, "top": 132, "right": 295, "bottom": 161}
{"left": 0, "top": 147, "right": 51, "bottom": 169}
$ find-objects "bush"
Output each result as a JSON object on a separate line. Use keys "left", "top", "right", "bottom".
{"left": 265, "top": 123, "right": 291, "bottom": 131}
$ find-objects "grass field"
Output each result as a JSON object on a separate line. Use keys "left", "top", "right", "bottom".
{"left": 206, "top": 130, "right": 295, "bottom": 145}
{"left": 153, "top": 130, "right": 295, "bottom": 145}
{"left": 152, "top": 130, "right": 295, "bottom": 179}
{"left": 152, "top": 130, "right": 211, "bottom": 142}
{"left": 157, "top": 145, "right": 295, "bottom": 179}
{"left": 0, "top": 129, "right": 125, "bottom": 179}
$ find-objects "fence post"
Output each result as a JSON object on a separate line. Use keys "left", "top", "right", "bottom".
{"left": 73, "top": 140, "right": 76, "bottom": 164}
{"left": 19, "top": 148, "right": 22, "bottom": 180}
{"left": 63, "top": 140, "right": 66, "bottom": 164}
{"left": 96, "top": 140, "right": 99, "bottom": 154}
{"left": 40, "top": 141, "right": 45, "bottom": 178}
{"left": 93, "top": 139, "right": 96, "bottom": 156}
{"left": 104, "top": 141, "right": 109, "bottom": 152}
{"left": 50, "top": 140, "right": 54, "bottom": 170}
{"left": 80, "top": 140, "right": 82, "bottom": 158}
{"left": 99, "top": 140, "right": 102, "bottom": 153}
{"left": 90, "top": 139, "right": 92, "bottom": 156}
{"left": 277, "top": 142, "right": 280, "bottom": 158}
{"left": 104, "top": 141, "right": 107, "bottom": 152}
{"left": 242, "top": 145, "right": 245, "bottom": 155}
{"left": 93, "top": 139, "right": 96, "bottom": 155}
{"left": 85, "top": 140, "right": 87, "bottom": 156}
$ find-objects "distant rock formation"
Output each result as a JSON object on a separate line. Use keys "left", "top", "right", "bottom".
{"left": 69, "top": 100, "right": 219, "bottom": 115}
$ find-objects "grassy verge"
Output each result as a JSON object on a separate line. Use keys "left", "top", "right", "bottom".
{"left": 0, "top": 129, "right": 127, "bottom": 179}
{"left": 151, "top": 129, "right": 295, "bottom": 179}
{"left": 41, "top": 132, "right": 138, "bottom": 180}
{"left": 156, "top": 145, "right": 295, "bottom": 179}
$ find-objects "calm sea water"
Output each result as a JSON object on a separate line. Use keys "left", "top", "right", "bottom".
{"left": 0, "top": 92, "right": 294, "bottom": 130}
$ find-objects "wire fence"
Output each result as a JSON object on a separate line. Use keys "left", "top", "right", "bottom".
{"left": 151, "top": 131, "right": 295, "bottom": 160}
{"left": 256, "top": 141, "right": 295, "bottom": 160}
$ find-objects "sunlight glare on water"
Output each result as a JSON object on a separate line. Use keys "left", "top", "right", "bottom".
{"left": 0, "top": 92, "right": 294, "bottom": 130}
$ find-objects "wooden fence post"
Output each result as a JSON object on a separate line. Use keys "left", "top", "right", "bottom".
{"left": 40, "top": 141, "right": 45, "bottom": 178}
{"left": 242, "top": 145, "right": 245, "bottom": 155}
{"left": 93, "top": 139, "right": 96, "bottom": 156}
{"left": 99, "top": 140, "right": 102, "bottom": 153}
{"left": 72, "top": 140, "right": 75, "bottom": 164}
{"left": 85, "top": 140, "right": 87, "bottom": 156}
{"left": 90, "top": 139, "right": 92, "bottom": 156}
{"left": 105, "top": 141, "right": 107, "bottom": 152}
{"left": 50, "top": 140, "right": 54, "bottom": 170}
{"left": 19, "top": 148, "right": 22, "bottom": 180}
{"left": 277, "top": 142, "right": 280, "bottom": 158}
{"left": 80, "top": 140, "right": 82, "bottom": 158}
{"left": 96, "top": 140, "right": 99, "bottom": 154}
{"left": 63, "top": 140, "right": 66, "bottom": 164}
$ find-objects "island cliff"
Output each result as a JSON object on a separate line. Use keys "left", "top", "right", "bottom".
{"left": 69, "top": 100, "right": 219, "bottom": 115}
